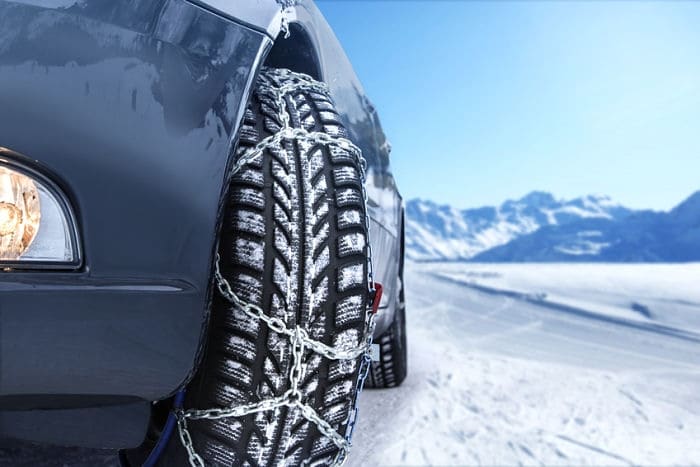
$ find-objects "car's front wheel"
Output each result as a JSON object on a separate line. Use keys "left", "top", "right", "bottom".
{"left": 155, "top": 68, "right": 374, "bottom": 466}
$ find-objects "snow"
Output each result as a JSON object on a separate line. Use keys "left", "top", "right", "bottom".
{"left": 348, "top": 261, "right": 700, "bottom": 466}
{"left": 552, "top": 230, "right": 611, "bottom": 256}
{"left": 338, "top": 232, "right": 366, "bottom": 257}
{"left": 337, "top": 263, "right": 364, "bottom": 292}
{"left": 425, "top": 262, "right": 700, "bottom": 332}
{"left": 554, "top": 240, "right": 611, "bottom": 256}
{"left": 337, "top": 209, "right": 362, "bottom": 229}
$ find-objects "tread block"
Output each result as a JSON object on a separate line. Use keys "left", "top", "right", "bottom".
{"left": 230, "top": 209, "right": 265, "bottom": 236}
{"left": 333, "top": 166, "right": 360, "bottom": 187}
{"left": 338, "top": 232, "right": 366, "bottom": 258}
{"left": 334, "top": 295, "right": 364, "bottom": 327}
{"left": 335, "top": 188, "right": 363, "bottom": 208}
{"left": 328, "top": 145, "right": 358, "bottom": 165}
{"left": 233, "top": 238, "right": 265, "bottom": 272}
{"left": 231, "top": 187, "right": 265, "bottom": 211}
{"left": 337, "top": 209, "right": 363, "bottom": 230}
{"left": 337, "top": 263, "right": 365, "bottom": 293}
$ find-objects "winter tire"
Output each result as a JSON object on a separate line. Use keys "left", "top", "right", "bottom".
{"left": 365, "top": 223, "right": 407, "bottom": 389}
{"left": 158, "top": 68, "right": 371, "bottom": 466}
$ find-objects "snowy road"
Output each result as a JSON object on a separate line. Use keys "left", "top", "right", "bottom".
{"left": 2, "top": 262, "right": 700, "bottom": 465}
{"left": 349, "top": 262, "right": 700, "bottom": 466}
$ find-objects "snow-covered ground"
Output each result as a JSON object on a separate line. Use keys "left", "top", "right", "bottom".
{"left": 349, "top": 262, "right": 700, "bottom": 466}
{"left": 428, "top": 262, "right": 700, "bottom": 332}
{"left": 2, "top": 262, "right": 699, "bottom": 466}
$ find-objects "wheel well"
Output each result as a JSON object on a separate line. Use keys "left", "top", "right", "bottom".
{"left": 264, "top": 23, "right": 322, "bottom": 80}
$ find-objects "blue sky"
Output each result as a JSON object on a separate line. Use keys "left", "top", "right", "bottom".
{"left": 316, "top": 1, "right": 700, "bottom": 211}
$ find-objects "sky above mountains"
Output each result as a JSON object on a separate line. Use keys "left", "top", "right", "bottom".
{"left": 317, "top": 1, "right": 700, "bottom": 211}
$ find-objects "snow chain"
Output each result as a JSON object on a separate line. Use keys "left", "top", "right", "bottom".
{"left": 176, "top": 69, "right": 377, "bottom": 467}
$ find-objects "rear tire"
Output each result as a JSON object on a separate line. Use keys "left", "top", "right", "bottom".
{"left": 162, "top": 68, "right": 371, "bottom": 466}
{"left": 365, "top": 280, "right": 407, "bottom": 389}
{"left": 366, "top": 219, "right": 407, "bottom": 389}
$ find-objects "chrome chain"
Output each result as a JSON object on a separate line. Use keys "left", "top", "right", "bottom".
{"left": 176, "top": 69, "right": 376, "bottom": 467}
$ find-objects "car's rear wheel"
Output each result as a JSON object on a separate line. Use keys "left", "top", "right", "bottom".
{"left": 154, "top": 68, "right": 372, "bottom": 466}
{"left": 365, "top": 223, "right": 407, "bottom": 389}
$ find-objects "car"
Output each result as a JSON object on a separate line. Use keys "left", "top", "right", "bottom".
{"left": 0, "top": 0, "right": 406, "bottom": 465}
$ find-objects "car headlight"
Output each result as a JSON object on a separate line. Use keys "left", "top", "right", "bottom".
{"left": 0, "top": 158, "right": 79, "bottom": 268}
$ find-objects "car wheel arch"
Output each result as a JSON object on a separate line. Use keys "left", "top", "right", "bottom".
{"left": 264, "top": 22, "right": 323, "bottom": 81}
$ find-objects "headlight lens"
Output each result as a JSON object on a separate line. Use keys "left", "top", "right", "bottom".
{"left": 0, "top": 163, "right": 77, "bottom": 265}
{"left": 0, "top": 166, "right": 40, "bottom": 259}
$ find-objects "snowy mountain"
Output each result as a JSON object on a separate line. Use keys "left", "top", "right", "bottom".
{"left": 472, "top": 191, "right": 700, "bottom": 262}
{"left": 405, "top": 191, "right": 634, "bottom": 261}
{"left": 406, "top": 191, "right": 700, "bottom": 262}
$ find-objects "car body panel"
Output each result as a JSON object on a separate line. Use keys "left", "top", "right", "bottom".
{"left": 0, "top": 0, "right": 270, "bottom": 399}
{"left": 186, "top": 0, "right": 284, "bottom": 37}
{"left": 0, "top": 0, "right": 402, "bottom": 448}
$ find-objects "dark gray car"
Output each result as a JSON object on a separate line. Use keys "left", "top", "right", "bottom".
{"left": 0, "top": 1, "right": 406, "bottom": 465}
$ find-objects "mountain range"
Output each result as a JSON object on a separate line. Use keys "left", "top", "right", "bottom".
{"left": 405, "top": 191, "right": 700, "bottom": 262}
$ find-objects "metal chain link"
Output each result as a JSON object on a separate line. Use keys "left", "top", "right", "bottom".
{"left": 175, "top": 69, "right": 376, "bottom": 467}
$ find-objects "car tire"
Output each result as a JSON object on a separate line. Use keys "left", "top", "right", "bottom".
{"left": 156, "top": 68, "right": 372, "bottom": 466}
{"left": 365, "top": 226, "right": 407, "bottom": 389}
